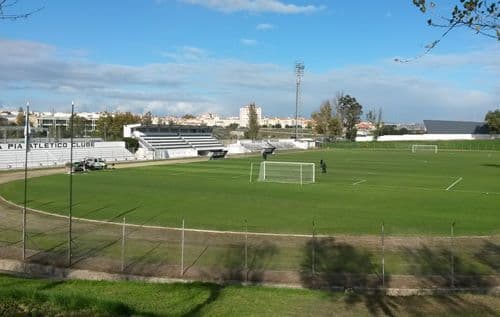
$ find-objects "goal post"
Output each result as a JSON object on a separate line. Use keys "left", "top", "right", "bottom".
{"left": 257, "top": 161, "right": 315, "bottom": 184}
{"left": 411, "top": 144, "right": 438, "bottom": 153}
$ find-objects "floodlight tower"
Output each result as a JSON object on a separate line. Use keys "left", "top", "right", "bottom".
{"left": 294, "top": 61, "right": 305, "bottom": 140}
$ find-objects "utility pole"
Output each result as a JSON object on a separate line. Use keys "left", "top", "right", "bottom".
{"left": 67, "top": 102, "right": 74, "bottom": 267}
{"left": 295, "top": 62, "right": 305, "bottom": 140}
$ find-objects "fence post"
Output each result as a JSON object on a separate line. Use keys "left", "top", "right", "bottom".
{"left": 181, "top": 218, "right": 185, "bottom": 276}
{"left": 381, "top": 221, "right": 385, "bottom": 289}
{"left": 450, "top": 221, "right": 455, "bottom": 288}
{"left": 312, "top": 220, "right": 316, "bottom": 280}
{"left": 121, "top": 217, "right": 126, "bottom": 272}
{"left": 245, "top": 219, "right": 248, "bottom": 282}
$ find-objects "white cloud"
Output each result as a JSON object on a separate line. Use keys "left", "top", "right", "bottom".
{"left": 240, "top": 38, "right": 258, "bottom": 46}
{"left": 180, "top": 0, "right": 324, "bottom": 14}
{"left": 161, "top": 46, "right": 208, "bottom": 61}
{"left": 256, "top": 23, "right": 274, "bottom": 30}
{"left": 0, "top": 38, "right": 497, "bottom": 121}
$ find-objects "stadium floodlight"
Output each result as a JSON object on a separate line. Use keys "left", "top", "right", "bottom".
{"left": 411, "top": 144, "right": 438, "bottom": 154}
{"left": 257, "top": 161, "right": 315, "bottom": 185}
{"left": 294, "top": 61, "right": 305, "bottom": 140}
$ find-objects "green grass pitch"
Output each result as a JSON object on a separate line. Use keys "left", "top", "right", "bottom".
{"left": 1, "top": 148, "right": 499, "bottom": 235}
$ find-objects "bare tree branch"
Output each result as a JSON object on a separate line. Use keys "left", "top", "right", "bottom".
{"left": 397, "top": 0, "right": 499, "bottom": 63}
{"left": 0, "top": 0, "right": 43, "bottom": 20}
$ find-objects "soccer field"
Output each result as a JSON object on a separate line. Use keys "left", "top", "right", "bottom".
{"left": 1, "top": 148, "right": 499, "bottom": 235}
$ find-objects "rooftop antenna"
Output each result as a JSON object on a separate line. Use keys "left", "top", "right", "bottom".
{"left": 294, "top": 61, "right": 304, "bottom": 140}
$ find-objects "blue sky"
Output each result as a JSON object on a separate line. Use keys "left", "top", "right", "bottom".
{"left": 0, "top": 0, "right": 498, "bottom": 122}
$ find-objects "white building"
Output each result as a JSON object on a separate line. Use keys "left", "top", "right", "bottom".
{"left": 239, "top": 105, "right": 262, "bottom": 128}
{"left": 34, "top": 111, "right": 101, "bottom": 134}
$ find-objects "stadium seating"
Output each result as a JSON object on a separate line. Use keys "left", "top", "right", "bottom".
{"left": 141, "top": 134, "right": 192, "bottom": 150}
{"left": 182, "top": 134, "right": 224, "bottom": 150}
{"left": 137, "top": 133, "right": 224, "bottom": 152}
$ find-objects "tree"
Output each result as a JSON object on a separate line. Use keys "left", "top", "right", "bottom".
{"left": 414, "top": 0, "right": 498, "bottom": 39}
{"left": 96, "top": 111, "right": 140, "bottom": 141}
{"left": 311, "top": 100, "right": 342, "bottom": 140}
{"left": 337, "top": 94, "right": 363, "bottom": 141}
{"left": 15, "top": 107, "right": 26, "bottom": 126}
{"left": 141, "top": 111, "right": 153, "bottom": 125}
{"left": 366, "top": 108, "right": 384, "bottom": 140}
{"left": 246, "top": 103, "right": 259, "bottom": 139}
{"left": 0, "top": 0, "right": 42, "bottom": 20}
{"left": 485, "top": 109, "right": 500, "bottom": 133}
{"left": 399, "top": 1, "right": 499, "bottom": 62}
{"left": 182, "top": 114, "right": 196, "bottom": 120}
{"left": 64, "top": 114, "right": 87, "bottom": 138}
{"left": 327, "top": 117, "right": 342, "bottom": 139}
{"left": 311, "top": 100, "right": 332, "bottom": 135}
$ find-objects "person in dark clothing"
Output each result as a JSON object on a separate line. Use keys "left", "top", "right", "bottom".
{"left": 320, "top": 159, "right": 327, "bottom": 173}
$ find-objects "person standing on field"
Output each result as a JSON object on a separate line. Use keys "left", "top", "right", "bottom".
{"left": 320, "top": 159, "right": 327, "bottom": 173}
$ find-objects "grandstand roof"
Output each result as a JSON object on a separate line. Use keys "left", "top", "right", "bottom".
{"left": 133, "top": 124, "right": 213, "bottom": 135}
{"left": 423, "top": 120, "right": 489, "bottom": 134}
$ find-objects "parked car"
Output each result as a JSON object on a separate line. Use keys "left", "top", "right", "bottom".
{"left": 65, "top": 161, "right": 86, "bottom": 173}
{"left": 84, "top": 157, "right": 107, "bottom": 170}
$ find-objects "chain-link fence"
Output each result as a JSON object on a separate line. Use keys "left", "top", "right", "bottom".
{"left": 0, "top": 203, "right": 498, "bottom": 289}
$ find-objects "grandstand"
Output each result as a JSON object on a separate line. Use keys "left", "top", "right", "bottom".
{"left": 0, "top": 139, "right": 135, "bottom": 170}
{"left": 126, "top": 124, "right": 224, "bottom": 159}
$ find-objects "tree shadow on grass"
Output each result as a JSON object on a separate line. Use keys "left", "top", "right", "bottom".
{"left": 300, "top": 237, "right": 399, "bottom": 316}
{"left": 474, "top": 241, "right": 500, "bottom": 273}
{"left": 183, "top": 240, "right": 278, "bottom": 316}
{"left": 182, "top": 283, "right": 224, "bottom": 317}
{"left": 218, "top": 240, "right": 278, "bottom": 283}
{"left": 481, "top": 164, "right": 500, "bottom": 168}
{"left": 401, "top": 243, "right": 497, "bottom": 288}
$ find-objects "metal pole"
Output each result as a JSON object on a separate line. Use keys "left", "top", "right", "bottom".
{"left": 294, "top": 62, "right": 304, "bottom": 140}
{"left": 121, "top": 217, "right": 126, "bottom": 272}
{"left": 312, "top": 219, "right": 316, "bottom": 277}
{"left": 295, "top": 80, "right": 299, "bottom": 140}
{"left": 68, "top": 102, "right": 74, "bottom": 267}
{"left": 381, "top": 221, "right": 385, "bottom": 288}
{"left": 451, "top": 221, "right": 455, "bottom": 288}
{"left": 245, "top": 219, "right": 248, "bottom": 282}
{"left": 181, "top": 218, "right": 185, "bottom": 276}
{"left": 22, "top": 103, "right": 30, "bottom": 262}
{"left": 300, "top": 164, "right": 303, "bottom": 186}
{"left": 249, "top": 163, "right": 253, "bottom": 183}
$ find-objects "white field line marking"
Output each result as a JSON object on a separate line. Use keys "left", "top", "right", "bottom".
{"left": 352, "top": 179, "right": 367, "bottom": 186}
{"left": 446, "top": 177, "right": 463, "bottom": 191}
{"left": 0, "top": 195, "right": 318, "bottom": 238}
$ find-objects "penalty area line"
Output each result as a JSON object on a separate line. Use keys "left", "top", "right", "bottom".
{"left": 446, "top": 177, "right": 463, "bottom": 191}
{"left": 352, "top": 179, "right": 367, "bottom": 186}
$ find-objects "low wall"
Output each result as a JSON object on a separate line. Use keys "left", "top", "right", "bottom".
{"left": 356, "top": 134, "right": 499, "bottom": 142}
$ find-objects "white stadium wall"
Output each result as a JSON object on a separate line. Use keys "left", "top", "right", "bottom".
{"left": 356, "top": 134, "right": 499, "bottom": 142}
{"left": 0, "top": 141, "right": 136, "bottom": 170}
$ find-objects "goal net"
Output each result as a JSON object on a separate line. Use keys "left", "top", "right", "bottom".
{"left": 257, "top": 161, "right": 315, "bottom": 184}
{"left": 411, "top": 144, "right": 438, "bottom": 153}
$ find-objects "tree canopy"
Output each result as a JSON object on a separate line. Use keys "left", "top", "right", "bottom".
{"left": 397, "top": 1, "right": 499, "bottom": 62}
{"left": 413, "top": 0, "right": 499, "bottom": 39}
{"left": 485, "top": 109, "right": 500, "bottom": 133}
{"left": 337, "top": 94, "right": 363, "bottom": 142}
{"left": 246, "top": 103, "right": 260, "bottom": 139}
{"left": 96, "top": 112, "right": 140, "bottom": 141}
{"left": 311, "top": 100, "right": 342, "bottom": 140}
